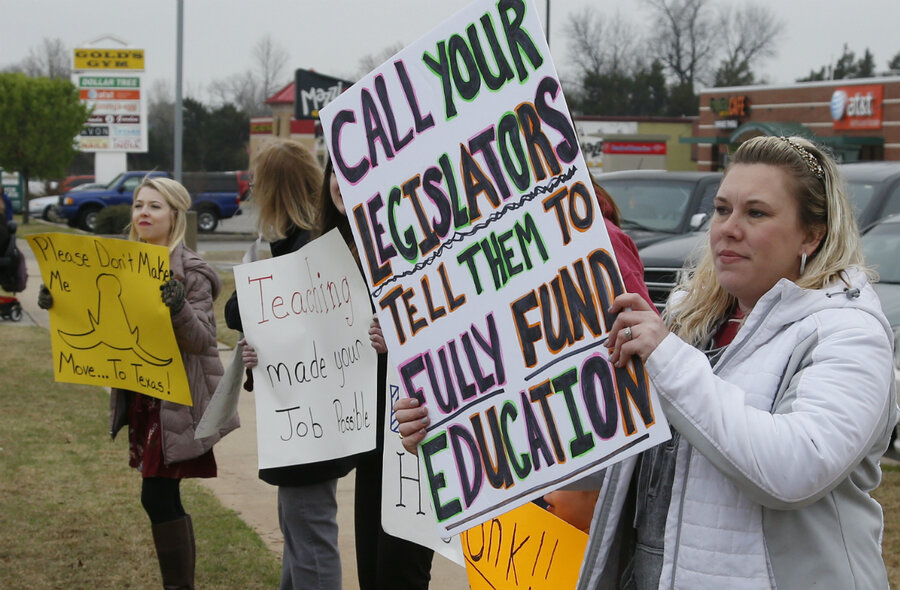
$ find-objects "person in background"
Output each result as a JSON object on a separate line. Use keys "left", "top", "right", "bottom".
{"left": 39, "top": 175, "right": 239, "bottom": 590}
{"left": 1, "top": 186, "right": 13, "bottom": 222}
{"left": 0, "top": 194, "right": 9, "bottom": 251}
{"left": 316, "top": 156, "right": 435, "bottom": 590}
{"left": 224, "top": 139, "right": 355, "bottom": 590}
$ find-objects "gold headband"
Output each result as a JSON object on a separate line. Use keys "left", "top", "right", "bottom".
{"left": 780, "top": 136, "right": 825, "bottom": 180}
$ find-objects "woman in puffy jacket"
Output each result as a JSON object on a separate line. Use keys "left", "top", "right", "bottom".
{"left": 39, "top": 176, "right": 238, "bottom": 590}
{"left": 589, "top": 135, "right": 897, "bottom": 589}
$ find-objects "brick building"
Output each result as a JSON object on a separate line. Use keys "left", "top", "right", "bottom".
{"left": 686, "top": 76, "right": 900, "bottom": 170}
{"left": 248, "top": 81, "right": 318, "bottom": 169}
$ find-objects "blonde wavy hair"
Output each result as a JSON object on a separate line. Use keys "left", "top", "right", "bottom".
{"left": 128, "top": 176, "right": 191, "bottom": 249}
{"left": 252, "top": 139, "right": 321, "bottom": 241}
{"left": 666, "top": 135, "right": 871, "bottom": 345}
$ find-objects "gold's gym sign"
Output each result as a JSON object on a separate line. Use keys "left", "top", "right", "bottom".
{"left": 74, "top": 48, "right": 144, "bottom": 71}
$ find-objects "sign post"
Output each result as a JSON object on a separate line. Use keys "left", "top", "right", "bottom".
{"left": 72, "top": 38, "right": 147, "bottom": 182}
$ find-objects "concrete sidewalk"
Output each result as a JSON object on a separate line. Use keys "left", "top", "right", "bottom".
{"left": 12, "top": 233, "right": 469, "bottom": 589}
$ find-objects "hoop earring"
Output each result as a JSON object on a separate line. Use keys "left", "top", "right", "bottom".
{"left": 800, "top": 252, "right": 807, "bottom": 275}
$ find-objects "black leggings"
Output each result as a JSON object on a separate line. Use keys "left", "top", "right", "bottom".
{"left": 141, "top": 477, "right": 185, "bottom": 524}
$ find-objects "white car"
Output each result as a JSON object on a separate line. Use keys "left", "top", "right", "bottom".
{"left": 28, "top": 195, "right": 61, "bottom": 221}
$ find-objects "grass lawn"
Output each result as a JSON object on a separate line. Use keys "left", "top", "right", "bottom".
{"left": 876, "top": 463, "right": 900, "bottom": 583}
{"left": 205, "top": 249, "right": 267, "bottom": 351}
{"left": 214, "top": 270, "right": 238, "bottom": 349}
{"left": 12, "top": 214, "right": 86, "bottom": 237}
{"left": 0, "top": 324, "right": 280, "bottom": 589}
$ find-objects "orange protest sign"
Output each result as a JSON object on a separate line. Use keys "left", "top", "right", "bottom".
{"left": 463, "top": 502, "right": 588, "bottom": 590}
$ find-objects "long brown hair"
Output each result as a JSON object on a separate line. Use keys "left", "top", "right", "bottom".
{"left": 252, "top": 139, "right": 321, "bottom": 241}
{"left": 314, "top": 157, "right": 358, "bottom": 263}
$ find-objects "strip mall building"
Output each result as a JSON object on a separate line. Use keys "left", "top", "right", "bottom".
{"left": 687, "top": 76, "right": 900, "bottom": 170}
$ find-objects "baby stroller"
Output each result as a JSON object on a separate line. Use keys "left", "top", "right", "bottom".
{"left": 0, "top": 221, "right": 26, "bottom": 322}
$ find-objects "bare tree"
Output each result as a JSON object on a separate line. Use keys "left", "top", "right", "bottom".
{"left": 642, "top": 0, "right": 715, "bottom": 87}
{"left": 253, "top": 34, "right": 289, "bottom": 101}
{"left": 713, "top": 2, "right": 783, "bottom": 86}
{"left": 565, "top": 7, "right": 644, "bottom": 80}
{"left": 209, "top": 72, "right": 261, "bottom": 115}
{"left": 355, "top": 43, "right": 405, "bottom": 79}
{"left": 207, "top": 35, "right": 289, "bottom": 116}
{"left": 20, "top": 37, "right": 71, "bottom": 79}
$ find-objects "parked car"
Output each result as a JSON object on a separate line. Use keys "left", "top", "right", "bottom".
{"left": 638, "top": 217, "right": 710, "bottom": 312}
{"left": 840, "top": 162, "right": 900, "bottom": 231}
{"left": 862, "top": 214, "right": 900, "bottom": 331}
{"left": 633, "top": 161, "right": 900, "bottom": 312}
{"left": 594, "top": 170, "right": 723, "bottom": 248}
{"left": 58, "top": 174, "right": 95, "bottom": 194}
{"left": 860, "top": 214, "right": 900, "bottom": 451}
{"left": 28, "top": 195, "right": 62, "bottom": 221}
{"left": 68, "top": 182, "right": 106, "bottom": 193}
{"left": 58, "top": 171, "right": 242, "bottom": 233}
{"left": 236, "top": 170, "right": 252, "bottom": 200}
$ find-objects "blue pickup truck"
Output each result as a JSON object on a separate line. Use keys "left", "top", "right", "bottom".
{"left": 58, "top": 170, "right": 242, "bottom": 233}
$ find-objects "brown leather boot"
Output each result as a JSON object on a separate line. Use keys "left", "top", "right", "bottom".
{"left": 151, "top": 515, "right": 195, "bottom": 590}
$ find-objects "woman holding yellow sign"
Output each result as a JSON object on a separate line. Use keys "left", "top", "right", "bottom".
{"left": 38, "top": 176, "right": 238, "bottom": 590}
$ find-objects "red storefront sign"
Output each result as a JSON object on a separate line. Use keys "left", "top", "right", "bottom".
{"left": 831, "top": 85, "right": 883, "bottom": 130}
{"left": 79, "top": 89, "right": 141, "bottom": 100}
{"left": 602, "top": 141, "right": 667, "bottom": 155}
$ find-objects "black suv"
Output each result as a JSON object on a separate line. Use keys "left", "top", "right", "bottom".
{"left": 636, "top": 161, "right": 900, "bottom": 311}
{"left": 595, "top": 170, "right": 723, "bottom": 248}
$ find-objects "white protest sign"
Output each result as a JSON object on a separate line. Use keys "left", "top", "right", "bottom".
{"left": 195, "top": 239, "right": 262, "bottom": 438}
{"left": 382, "top": 361, "right": 464, "bottom": 566}
{"left": 234, "top": 229, "right": 377, "bottom": 468}
{"left": 321, "top": 0, "right": 670, "bottom": 535}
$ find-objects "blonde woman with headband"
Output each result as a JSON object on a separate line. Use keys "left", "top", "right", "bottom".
{"left": 39, "top": 175, "right": 239, "bottom": 589}
{"left": 575, "top": 136, "right": 897, "bottom": 589}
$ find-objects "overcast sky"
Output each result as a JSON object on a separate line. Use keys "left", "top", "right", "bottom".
{"left": 4, "top": 0, "right": 899, "bottom": 102}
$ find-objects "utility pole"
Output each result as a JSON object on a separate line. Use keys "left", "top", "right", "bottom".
{"left": 546, "top": 0, "right": 550, "bottom": 48}
{"left": 174, "top": 0, "right": 183, "bottom": 182}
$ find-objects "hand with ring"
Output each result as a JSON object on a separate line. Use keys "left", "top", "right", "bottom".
{"left": 607, "top": 293, "right": 669, "bottom": 367}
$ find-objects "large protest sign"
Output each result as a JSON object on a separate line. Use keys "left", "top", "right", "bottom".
{"left": 462, "top": 501, "right": 588, "bottom": 590}
{"left": 196, "top": 238, "right": 261, "bottom": 438}
{"left": 234, "top": 229, "right": 377, "bottom": 469}
{"left": 320, "top": 0, "right": 670, "bottom": 535}
{"left": 26, "top": 233, "right": 191, "bottom": 405}
{"left": 382, "top": 361, "right": 465, "bottom": 566}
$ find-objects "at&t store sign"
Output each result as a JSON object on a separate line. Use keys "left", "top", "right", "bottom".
{"left": 830, "top": 85, "right": 883, "bottom": 131}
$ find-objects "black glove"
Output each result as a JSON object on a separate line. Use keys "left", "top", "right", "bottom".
{"left": 37, "top": 284, "right": 54, "bottom": 310}
{"left": 160, "top": 278, "right": 186, "bottom": 313}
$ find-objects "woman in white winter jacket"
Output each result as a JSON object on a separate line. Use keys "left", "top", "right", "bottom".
{"left": 592, "top": 135, "right": 898, "bottom": 589}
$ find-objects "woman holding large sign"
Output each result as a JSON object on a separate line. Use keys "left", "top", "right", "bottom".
{"left": 224, "top": 139, "right": 357, "bottom": 590}
{"left": 40, "top": 176, "right": 239, "bottom": 589}
{"left": 591, "top": 136, "right": 896, "bottom": 589}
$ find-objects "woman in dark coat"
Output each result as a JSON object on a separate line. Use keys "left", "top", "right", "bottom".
{"left": 224, "top": 139, "right": 356, "bottom": 590}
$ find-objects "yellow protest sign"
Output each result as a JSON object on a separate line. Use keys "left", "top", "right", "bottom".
{"left": 463, "top": 501, "right": 588, "bottom": 590}
{"left": 26, "top": 233, "right": 191, "bottom": 405}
